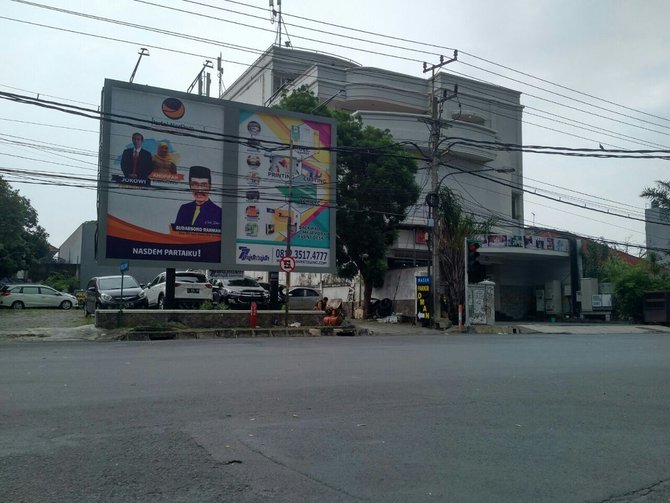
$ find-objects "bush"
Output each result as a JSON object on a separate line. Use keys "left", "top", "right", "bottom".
{"left": 44, "top": 272, "right": 79, "bottom": 293}
{"left": 605, "top": 258, "right": 670, "bottom": 322}
{"left": 199, "top": 300, "right": 229, "bottom": 310}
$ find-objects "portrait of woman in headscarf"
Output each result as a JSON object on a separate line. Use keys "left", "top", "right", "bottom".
{"left": 150, "top": 141, "right": 179, "bottom": 179}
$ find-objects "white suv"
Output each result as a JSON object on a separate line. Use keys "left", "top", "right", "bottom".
{"left": 144, "top": 271, "right": 212, "bottom": 309}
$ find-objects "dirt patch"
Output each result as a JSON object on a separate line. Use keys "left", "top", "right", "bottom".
{"left": 0, "top": 307, "right": 91, "bottom": 331}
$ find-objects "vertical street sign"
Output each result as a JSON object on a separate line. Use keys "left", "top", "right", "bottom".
{"left": 119, "top": 261, "right": 129, "bottom": 310}
{"left": 416, "top": 275, "right": 432, "bottom": 323}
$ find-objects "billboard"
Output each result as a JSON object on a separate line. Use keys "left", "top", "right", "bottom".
{"left": 236, "top": 111, "right": 333, "bottom": 268}
{"left": 98, "top": 79, "right": 336, "bottom": 272}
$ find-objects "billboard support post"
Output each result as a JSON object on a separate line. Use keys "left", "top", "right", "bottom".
{"left": 284, "top": 127, "right": 298, "bottom": 327}
{"left": 166, "top": 268, "right": 176, "bottom": 310}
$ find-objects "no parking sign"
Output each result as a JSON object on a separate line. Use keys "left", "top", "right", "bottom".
{"left": 279, "top": 256, "right": 296, "bottom": 273}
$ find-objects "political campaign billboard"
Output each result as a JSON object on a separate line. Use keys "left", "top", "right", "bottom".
{"left": 97, "top": 79, "right": 336, "bottom": 272}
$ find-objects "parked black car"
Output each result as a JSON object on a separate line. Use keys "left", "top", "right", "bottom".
{"left": 84, "top": 275, "right": 147, "bottom": 315}
{"left": 216, "top": 277, "right": 270, "bottom": 308}
{"left": 258, "top": 281, "right": 286, "bottom": 306}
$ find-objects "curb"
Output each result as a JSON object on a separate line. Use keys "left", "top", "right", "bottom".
{"left": 118, "top": 325, "right": 359, "bottom": 341}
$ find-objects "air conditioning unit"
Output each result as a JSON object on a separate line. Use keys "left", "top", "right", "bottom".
{"left": 592, "top": 294, "right": 612, "bottom": 310}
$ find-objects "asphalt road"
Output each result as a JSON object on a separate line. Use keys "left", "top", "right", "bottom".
{"left": 1, "top": 333, "right": 669, "bottom": 502}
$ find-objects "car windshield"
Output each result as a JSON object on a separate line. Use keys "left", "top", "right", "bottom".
{"left": 226, "top": 278, "right": 260, "bottom": 287}
{"left": 99, "top": 277, "right": 140, "bottom": 290}
{"left": 176, "top": 274, "right": 207, "bottom": 283}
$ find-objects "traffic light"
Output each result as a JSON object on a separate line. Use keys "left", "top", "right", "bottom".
{"left": 467, "top": 239, "right": 484, "bottom": 283}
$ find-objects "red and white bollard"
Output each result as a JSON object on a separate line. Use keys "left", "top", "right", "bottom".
{"left": 458, "top": 304, "right": 463, "bottom": 332}
{"left": 250, "top": 301, "right": 257, "bottom": 328}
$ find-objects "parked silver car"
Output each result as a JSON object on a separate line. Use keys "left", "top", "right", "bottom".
{"left": 0, "top": 284, "right": 78, "bottom": 310}
{"left": 287, "top": 287, "right": 322, "bottom": 310}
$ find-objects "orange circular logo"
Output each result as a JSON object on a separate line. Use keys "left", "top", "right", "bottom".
{"left": 161, "top": 98, "right": 185, "bottom": 120}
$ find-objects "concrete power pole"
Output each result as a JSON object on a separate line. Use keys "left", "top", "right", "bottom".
{"left": 422, "top": 51, "right": 457, "bottom": 326}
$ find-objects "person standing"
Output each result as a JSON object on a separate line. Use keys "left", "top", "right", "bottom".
{"left": 121, "top": 132, "right": 153, "bottom": 179}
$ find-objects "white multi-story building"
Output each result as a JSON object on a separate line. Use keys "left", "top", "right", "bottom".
{"left": 222, "top": 45, "right": 577, "bottom": 320}
{"left": 645, "top": 204, "right": 670, "bottom": 266}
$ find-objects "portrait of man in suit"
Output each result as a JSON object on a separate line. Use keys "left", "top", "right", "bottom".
{"left": 121, "top": 132, "right": 153, "bottom": 179}
{"left": 173, "top": 165, "right": 221, "bottom": 232}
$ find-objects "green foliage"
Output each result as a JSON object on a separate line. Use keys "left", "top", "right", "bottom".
{"left": 640, "top": 180, "right": 670, "bottom": 209}
{"left": 581, "top": 241, "right": 610, "bottom": 280}
{"left": 199, "top": 300, "right": 230, "bottom": 310}
{"left": 44, "top": 272, "right": 79, "bottom": 293}
{"left": 0, "top": 175, "right": 51, "bottom": 278}
{"left": 275, "top": 86, "right": 421, "bottom": 309}
{"left": 604, "top": 257, "right": 670, "bottom": 322}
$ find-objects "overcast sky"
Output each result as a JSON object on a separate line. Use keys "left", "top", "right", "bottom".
{"left": 3, "top": 0, "right": 670, "bottom": 252}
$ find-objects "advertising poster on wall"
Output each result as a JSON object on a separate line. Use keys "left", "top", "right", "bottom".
{"left": 102, "top": 83, "right": 224, "bottom": 265}
{"left": 235, "top": 110, "right": 334, "bottom": 269}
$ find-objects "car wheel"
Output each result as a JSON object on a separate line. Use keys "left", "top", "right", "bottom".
{"left": 158, "top": 295, "right": 165, "bottom": 310}
{"left": 11, "top": 301, "right": 24, "bottom": 310}
{"left": 60, "top": 300, "right": 73, "bottom": 310}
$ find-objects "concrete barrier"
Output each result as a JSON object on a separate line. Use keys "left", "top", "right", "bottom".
{"left": 94, "top": 309, "right": 325, "bottom": 330}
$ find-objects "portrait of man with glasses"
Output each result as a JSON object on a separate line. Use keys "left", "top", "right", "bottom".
{"left": 172, "top": 165, "right": 222, "bottom": 232}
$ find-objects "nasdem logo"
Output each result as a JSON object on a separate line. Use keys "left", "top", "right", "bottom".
{"left": 161, "top": 98, "right": 185, "bottom": 120}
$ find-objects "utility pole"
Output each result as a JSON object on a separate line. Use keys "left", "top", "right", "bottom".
{"left": 187, "top": 60, "right": 213, "bottom": 95}
{"left": 422, "top": 50, "right": 457, "bottom": 326}
{"left": 284, "top": 125, "right": 299, "bottom": 326}
{"left": 129, "top": 48, "right": 149, "bottom": 83}
{"left": 270, "top": 0, "right": 292, "bottom": 47}
{"left": 217, "top": 53, "right": 225, "bottom": 98}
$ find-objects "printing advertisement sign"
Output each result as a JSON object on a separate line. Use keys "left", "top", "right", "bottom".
{"left": 235, "top": 110, "right": 334, "bottom": 268}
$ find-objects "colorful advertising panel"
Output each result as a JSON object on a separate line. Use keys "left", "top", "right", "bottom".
{"left": 102, "top": 84, "right": 224, "bottom": 264}
{"left": 98, "top": 80, "right": 336, "bottom": 272}
{"left": 235, "top": 110, "right": 334, "bottom": 269}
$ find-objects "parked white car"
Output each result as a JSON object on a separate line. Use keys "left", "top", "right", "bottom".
{"left": 0, "top": 284, "right": 78, "bottom": 310}
{"left": 144, "top": 271, "right": 212, "bottom": 309}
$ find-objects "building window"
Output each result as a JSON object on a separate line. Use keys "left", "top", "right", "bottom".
{"left": 512, "top": 192, "right": 522, "bottom": 220}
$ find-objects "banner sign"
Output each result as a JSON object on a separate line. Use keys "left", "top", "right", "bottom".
{"left": 416, "top": 275, "right": 432, "bottom": 321}
{"left": 98, "top": 79, "right": 336, "bottom": 272}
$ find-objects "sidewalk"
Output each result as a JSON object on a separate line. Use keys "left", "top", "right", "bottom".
{"left": 2, "top": 319, "right": 670, "bottom": 342}
{"left": 349, "top": 318, "right": 670, "bottom": 336}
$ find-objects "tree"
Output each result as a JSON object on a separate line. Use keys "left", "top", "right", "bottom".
{"left": 0, "top": 175, "right": 51, "bottom": 278}
{"left": 435, "top": 186, "right": 496, "bottom": 321}
{"left": 275, "top": 87, "right": 420, "bottom": 312}
{"left": 581, "top": 240, "right": 610, "bottom": 280}
{"left": 44, "top": 272, "right": 79, "bottom": 293}
{"left": 604, "top": 257, "right": 670, "bottom": 322}
{"left": 640, "top": 180, "right": 670, "bottom": 208}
